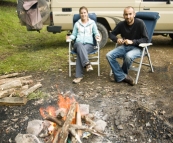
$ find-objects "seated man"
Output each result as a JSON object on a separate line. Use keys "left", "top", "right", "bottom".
{"left": 66, "top": 6, "right": 100, "bottom": 84}
{"left": 106, "top": 6, "right": 149, "bottom": 86}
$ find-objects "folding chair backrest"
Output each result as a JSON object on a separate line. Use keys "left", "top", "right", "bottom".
{"left": 73, "top": 13, "right": 97, "bottom": 47}
{"left": 135, "top": 12, "right": 160, "bottom": 42}
{"left": 73, "top": 13, "right": 97, "bottom": 25}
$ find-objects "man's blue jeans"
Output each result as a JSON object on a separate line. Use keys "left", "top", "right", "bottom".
{"left": 106, "top": 44, "right": 142, "bottom": 82}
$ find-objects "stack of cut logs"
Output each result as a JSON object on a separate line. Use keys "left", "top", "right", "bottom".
{"left": 41, "top": 94, "right": 106, "bottom": 143}
{"left": 0, "top": 73, "right": 42, "bottom": 105}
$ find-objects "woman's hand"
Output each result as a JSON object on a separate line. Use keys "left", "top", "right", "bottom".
{"left": 95, "top": 36, "right": 100, "bottom": 41}
{"left": 66, "top": 35, "right": 71, "bottom": 42}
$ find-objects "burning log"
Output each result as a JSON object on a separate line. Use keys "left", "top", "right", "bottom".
{"left": 58, "top": 102, "right": 76, "bottom": 143}
{"left": 76, "top": 103, "right": 82, "bottom": 137}
{"left": 56, "top": 108, "right": 67, "bottom": 119}
{"left": 38, "top": 94, "right": 107, "bottom": 143}
{"left": 52, "top": 128, "right": 61, "bottom": 143}
{"left": 69, "top": 127, "right": 82, "bottom": 143}
{"left": 44, "top": 114, "right": 64, "bottom": 127}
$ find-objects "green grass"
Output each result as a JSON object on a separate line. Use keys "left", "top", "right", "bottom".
{"left": 27, "top": 90, "right": 49, "bottom": 100}
{"left": 0, "top": 3, "right": 69, "bottom": 75}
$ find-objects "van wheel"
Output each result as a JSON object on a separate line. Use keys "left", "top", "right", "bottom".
{"left": 97, "top": 22, "right": 108, "bottom": 48}
{"left": 17, "top": 0, "right": 50, "bottom": 25}
{"left": 169, "top": 34, "right": 173, "bottom": 40}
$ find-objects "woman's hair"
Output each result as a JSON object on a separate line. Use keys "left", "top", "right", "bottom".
{"left": 79, "top": 6, "right": 88, "bottom": 13}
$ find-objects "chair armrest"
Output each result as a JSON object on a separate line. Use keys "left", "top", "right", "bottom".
{"left": 66, "top": 39, "right": 72, "bottom": 42}
{"left": 139, "top": 43, "right": 152, "bottom": 48}
{"left": 96, "top": 39, "right": 100, "bottom": 42}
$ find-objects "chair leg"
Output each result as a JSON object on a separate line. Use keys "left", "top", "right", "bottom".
{"left": 145, "top": 47, "right": 154, "bottom": 72}
{"left": 110, "top": 69, "right": 113, "bottom": 76}
{"left": 98, "top": 49, "right": 100, "bottom": 76}
{"left": 135, "top": 48, "right": 145, "bottom": 84}
{"left": 98, "top": 64, "right": 100, "bottom": 76}
{"left": 69, "top": 42, "right": 72, "bottom": 77}
{"left": 69, "top": 64, "right": 71, "bottom": 77}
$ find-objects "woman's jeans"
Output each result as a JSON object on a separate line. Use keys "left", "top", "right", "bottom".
{"left": 74, "top": 42, "right": 94, "bottom": 78}
{"left": 106, "top": 44, "right": 142, "bottom": 82}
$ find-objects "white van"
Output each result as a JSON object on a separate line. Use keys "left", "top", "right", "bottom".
{"left": 17, "top": 0, "right": 173, "bottom": 48}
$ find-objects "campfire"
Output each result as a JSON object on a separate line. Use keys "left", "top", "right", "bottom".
{"left": 15, "top": 93, "right": 107, "bottom": 143}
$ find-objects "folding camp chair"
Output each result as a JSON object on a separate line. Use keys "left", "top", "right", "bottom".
{"left": 67, "top": 13, "right": 100, "bottom": 77}
{"left": 110, "top": 12, "right": 160, "bottom": 84}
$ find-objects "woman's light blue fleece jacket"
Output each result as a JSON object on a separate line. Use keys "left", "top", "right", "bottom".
{"left": 70, "top": 18, "right": 100, "bottom": 45}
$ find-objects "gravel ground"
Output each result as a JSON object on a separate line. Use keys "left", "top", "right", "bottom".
{"left": 0, "top": 35, "right": 173, "bottom": 143}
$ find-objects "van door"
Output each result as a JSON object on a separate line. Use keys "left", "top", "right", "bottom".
{"left": 139, "top": 0, "right": 173, "bottom": 33}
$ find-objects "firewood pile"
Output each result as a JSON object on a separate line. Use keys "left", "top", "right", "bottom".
{"left": 15, "top": 93, "right": 107, "bottom": 143}
{"left": 0, "top": 73, "right": 42, "bottom": 105}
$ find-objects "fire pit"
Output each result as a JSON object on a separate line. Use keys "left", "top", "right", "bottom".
{"left": 1, "top": 79, "right": 173, "bottom": 143}
{"left": 14, "top": 93, "right": 107, "bottom": 143}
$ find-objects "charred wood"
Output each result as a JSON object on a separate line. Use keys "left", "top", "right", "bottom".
{"left": 44, "top": 114, "right": 64, "bottom": 127}
{"left": 58, "top": 102, "right": 76, "bottom": 143}
{"left": 69, "top": 124, "right": 106, "bottom": 137}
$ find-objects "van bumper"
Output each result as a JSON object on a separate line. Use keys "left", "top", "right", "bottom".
{"left": 47, "top": 26, "right": 62, "bottom": 34}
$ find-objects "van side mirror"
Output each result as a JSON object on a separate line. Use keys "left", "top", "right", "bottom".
{"left": 167, "top": 0, "right": 171, "bottom": 4}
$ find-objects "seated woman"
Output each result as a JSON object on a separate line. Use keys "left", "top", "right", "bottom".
{"left": 66, "top": 6, "right": 100, "bottom": 84}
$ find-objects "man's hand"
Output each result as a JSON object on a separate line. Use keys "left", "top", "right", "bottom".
{"left": 117, "top": 38, "right": 125, "bottom": 45}
{"left": 117, "top": 38, "right": 133, "bottom": 45}
{"left": 123, "top": 39, "right": 133, "bottom": 45}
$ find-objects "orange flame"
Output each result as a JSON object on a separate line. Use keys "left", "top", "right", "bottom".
{"left": 39, "top": 106, "right": 56, "bottom": 118}
{"left": 57, "top": 94, "right": 77, "bottom": 124}
{"left": 57, "top": 94, "right": 76, "bottom": 109}
{"left": 39, "top": 94, "right": 77, "bottom": 131}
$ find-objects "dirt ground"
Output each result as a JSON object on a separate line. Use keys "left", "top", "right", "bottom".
{"left": 0, "top": 35, "right": 173, "bottom": 143}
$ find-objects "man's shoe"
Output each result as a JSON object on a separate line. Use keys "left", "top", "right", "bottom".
{"left": 123, "top": 75, "right": 135, "bottom": 86}
{"left": 86, "top": 64, "right": 93, "bottom": 72}
{"left": 73, "top": 77, "right": 83, "bottom": 84}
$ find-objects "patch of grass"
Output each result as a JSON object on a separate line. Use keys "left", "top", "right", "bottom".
{"left": 27, "top": 90, "right": 49, "bottom": 100}
{"left": 0, "top": 4, "right": 69, "bottom": 75}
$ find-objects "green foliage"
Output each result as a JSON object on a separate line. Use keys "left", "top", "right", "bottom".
{"left": 0, "top": 4, "right": 68, "bottom": 75}
{"left": 27, "top": 90, "right": 49, "bottom": 100}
